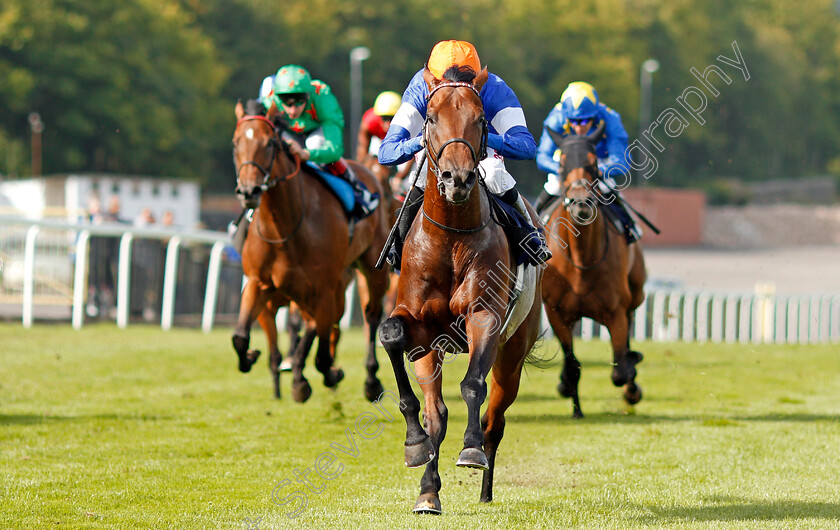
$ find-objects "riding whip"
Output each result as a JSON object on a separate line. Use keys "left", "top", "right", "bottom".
{"left": 375, "top": 149, "right": 427, "bottom": 269}
{"left": 617, "top": 195, "right": 661, "bottom": 234}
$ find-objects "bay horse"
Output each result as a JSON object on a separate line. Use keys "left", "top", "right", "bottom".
{"left": 231, "top": 101, "right": 390, "bottom": 403}
{"left": 378, "top": 66, "right": 544, "bottom": 513}
{"left": 541, "top": 124, "right": 647, "bottom": 418}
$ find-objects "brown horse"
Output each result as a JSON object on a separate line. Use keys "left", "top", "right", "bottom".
{"left": 231, "top": 102, "right": 390, "bottom": 403}
{"left": 541, "top": 124, "right": 647, "bottom": 418}
{"left": 378, "top": 66, "right": 543, "bottom": 513}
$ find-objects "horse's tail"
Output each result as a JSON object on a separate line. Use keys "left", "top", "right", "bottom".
{"left": 523, "top": 329, "right": 561, "bottom": 369}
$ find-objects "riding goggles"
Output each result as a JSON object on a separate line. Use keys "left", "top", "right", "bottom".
{"left": 568, "top": 117, "right": 594, "bottom": 126}
{"left": 280, "top": 94, "right": 309, "bottom": 107}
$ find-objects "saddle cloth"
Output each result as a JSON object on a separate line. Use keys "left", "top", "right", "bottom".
{"left": 305, "top": 161, "right": 380, "bottom": 220}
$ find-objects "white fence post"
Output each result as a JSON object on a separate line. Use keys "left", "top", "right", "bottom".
{"left": 160, "top": 236, "right": 182, "bottom": 331}
{"left": 22, "top": 225, "right": 41, "bottom": 328}
{"left": 634, "top": 295, "right": 648, "bottom": 341}
{"left": 116, "top": 233, "right": 134, "bottom": 329}
{"left": 738, "top": 295, "right": 753, "bottom": 343}
{"left": 72, "top": 230, "right": 90, "bottom": 329}
{"left": 202, "top": 241, "right": 226, "bottom": 333}
{"left": 667, "top": 291, "right": 681, "bottom": 341}
{"left": 682, "top": 292, "right": 697, "bottom": 342}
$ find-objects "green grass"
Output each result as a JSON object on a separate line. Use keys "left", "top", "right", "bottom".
{"left": 1, "top": 323, "right": 839, "bottom": 529}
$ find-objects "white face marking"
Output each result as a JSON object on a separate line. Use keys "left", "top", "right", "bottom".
{"left": 245, "top": 128, "right": 254, "bottom": 139}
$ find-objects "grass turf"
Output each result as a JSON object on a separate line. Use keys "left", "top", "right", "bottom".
{"left": 1, "top": 323, "right": 839, "bottom": 529}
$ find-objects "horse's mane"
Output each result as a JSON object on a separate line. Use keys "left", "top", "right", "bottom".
{"left": 245, "top": 99, "right": 266, "bottom": 116}
{"left": 441, "top": 65, "right": 477, "bottom": 83}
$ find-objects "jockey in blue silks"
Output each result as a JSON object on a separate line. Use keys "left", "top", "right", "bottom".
{"left": 378, "top": 40, "right": 551, "bottom": 268}
{"left": 534, "top": 81, "right": 642, "bottom": 243}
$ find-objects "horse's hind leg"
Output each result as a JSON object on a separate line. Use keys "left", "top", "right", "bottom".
{"left": 290, "top": 321, "right": 318, "bottom": 403}
{"left": 623, "top": 309, "right": 643, "bottom": 405}
{"left": 480, "top": 349, "right": 525, "bottom": 503}
{"left": 545, "top": 306, "right": 583, "bottom": 418}
{"left": 606, "top": 311, "right": 642, "bottom": 404}
{"left": 354, "top": 268, "right": 388, "bottom": 402}
{"left": 233, "top": 279, "right": 271, "bottom": 373}
{"left": 314, "top": 324, "right": 345, "bottom": 389}
{"left": 412, "top": 353, "right": 447, "bottom": 514}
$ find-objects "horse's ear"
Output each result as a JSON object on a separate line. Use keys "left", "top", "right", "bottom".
{"left": 235, "top": 99, "right": 245, "bottom": 120}
{"left": 546, "top": 126, "right": 565, "bottom": 149}
{"left": 265, "top": 101, "right": 279, "bottom": 120}
{"left": 588, "top": 119, "right": 606, "bottom": 144}
{"left": 423, "top": 66, "right": 439, "bottom": 91}
{"left": 473, "top": 67, "right": 489, "bottom": 91}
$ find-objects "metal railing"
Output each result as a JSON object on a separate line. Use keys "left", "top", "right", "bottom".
{"left": 1, "top": 215, "right": 239, "bottom": 332}
{"left": 572, "top": 289, "right": 840, "bottom": 344}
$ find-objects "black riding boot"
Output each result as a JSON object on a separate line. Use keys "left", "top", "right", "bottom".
{"left": 605, "top": 192, "right": 642, "bottom": 244}
{"left": 386, "top": 186, "right": 424, "bottom": 270}
{"left": 498, "top": 189, "right": 552, "bottom": 265}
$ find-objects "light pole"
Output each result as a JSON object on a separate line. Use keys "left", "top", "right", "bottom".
{"left": 349, "top": 46, "right": 371, "bottom": 159}
{"left": 638, "top": 59, "right": 660, "bottom": 148}
{"left": 28, "top": 112, "right": 44, "bottom": 177}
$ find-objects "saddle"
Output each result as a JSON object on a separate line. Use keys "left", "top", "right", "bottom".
{"left": 487, "top": 195, "right": 549, "bottom": 267}
{"left": 304, "top": 161, "right": 380, "bottom": 222}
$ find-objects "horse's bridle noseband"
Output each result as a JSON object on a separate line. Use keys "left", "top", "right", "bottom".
{"left": 424, "top": 82, "right": 489, "bottom": 180}
{"left": 233, "top": 115, "right": 300, "bottom": 192}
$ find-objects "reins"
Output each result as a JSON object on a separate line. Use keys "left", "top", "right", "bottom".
{"left": 235, "top": 115, "right": 306, "bottom": 245}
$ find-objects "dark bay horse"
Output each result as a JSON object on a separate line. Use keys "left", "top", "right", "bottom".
{"left": 232, "top": 101, "right": 390, "bottom": 403}
{"left": 378, "top": 66, "right": 543, "bottom": 513}
{"left": 541, "top": 124, "right": 647, "bottom": 418}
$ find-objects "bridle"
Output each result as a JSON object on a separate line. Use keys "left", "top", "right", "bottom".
{"left": 233, "top": 114, "right": 306, "bottom": 245}
{"left": 420, "top": 81, "right": 492, "bottom": 234}
{"left": 423, "top": 82, "right": 488, "bottom": 182}
{"left": 233, "top": 115, "right": 301, "bottom": 192}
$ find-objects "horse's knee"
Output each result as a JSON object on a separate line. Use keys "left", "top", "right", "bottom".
{"left": 460, "top": 376, "right": 487, "bottom": 403}
{"left": 378, "top": 317, "right": 406, "bottom": 355}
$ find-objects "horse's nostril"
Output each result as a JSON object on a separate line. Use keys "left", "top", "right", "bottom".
{"left": 441, "top": 171, "right": 452, "bottom": 181}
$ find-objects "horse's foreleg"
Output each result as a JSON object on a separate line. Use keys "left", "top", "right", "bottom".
{"left": 412, "top": 353, "right": 447, "bottom": 514}
{"left": 606, "top": 311, "right": 641, "bottom": 403}
{"left": 378, "top": 317, "right": 433, "bottom": 468}
{"left": 480, "top": 348, "right": 525, "bottom": 503}
{"left": 546, "top": 306, "right": 583, "bottom": 418}
{"left": 457, "top": 322, "right": 499, "bottom": 470}
{"left": 233, "top": 279, "right": 271, "bottom": 373}
{"left": 256, "top": 307, "right": 282, "bottom": 399}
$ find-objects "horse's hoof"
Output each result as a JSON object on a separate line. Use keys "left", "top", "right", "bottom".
{"left": 627, "top": 350, "right": 644, "bottom": 365}
{"left": 232, "top": 335, "right": 252, "bottom": 373}
{"left": 456, "top": 447, "right": 488, "bottom": 470}
{"left": 412, "top": 493, "right": 442, "bottom": 514}
{"left": 292, "top": 380, "right": 312, "bottom": 403}
{"left": 624, "top": 383, "right": 643, "bottom": 405}
{"left": 323, "top": 367, "right": 344, "bottom": 388}
{"left": 404, "top": 438, "right": 435, "bottom": 468}
{"left": 364, "top": 379, "right": 385, "bottom": 403}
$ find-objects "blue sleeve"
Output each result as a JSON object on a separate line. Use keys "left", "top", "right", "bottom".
{"left": 482, "top": 74, "right": 536, "bottom": 160}
{"left": 536, "top": 107, "right": 565, "bottom": 174}
{"left": 378, "top": 70, "right": 427, "bottom": 166}
{"left": 600, "top": 107, "right": 631, "bottom": 176}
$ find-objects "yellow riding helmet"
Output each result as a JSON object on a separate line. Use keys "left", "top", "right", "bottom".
{"left": 427, "top": 40, "right": 481, "bottom": 79}
{"left": 373, "top": 91, "right": 401, "bottom": 117}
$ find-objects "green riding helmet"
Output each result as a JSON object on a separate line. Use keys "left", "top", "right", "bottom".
{"left": 273, "top": 65, "right": 313, "bottom": 96}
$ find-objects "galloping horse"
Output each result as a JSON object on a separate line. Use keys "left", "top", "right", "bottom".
{"left": 378, "top": 66, "right": 543, "bottom": 513}
{"left": 541, "top": 124, "right": 647, "bottom": 418}
{"left": 231, "top": 101, "right": 391, "bottom": 403}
